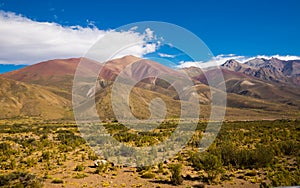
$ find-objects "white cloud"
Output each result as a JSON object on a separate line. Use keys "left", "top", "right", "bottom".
{"left": 177, "top": 54, "right": 247, "bottom": 69}
{"left": 177, "top": 61, "right": 204, "bottom": 68}
{"left": 246, "top": 54, "right": 300, "bottom": 61}
{"left": 144, "top": 28, "right": 155, "bottom": 40}
{"left": 157, "top": 53, "right": 176, "bottom": 58}
{"left": 177, "top": 54, "right": 300, "bottom": 69}
{"left": 0, "top": 11, "right": 159, "bottom": 65}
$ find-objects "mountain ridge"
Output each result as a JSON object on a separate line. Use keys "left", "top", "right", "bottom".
{"left": 1, "top": 55, "right": 299, "bottom": 120}
{"left": 220, "top": 57, "right": 300, "bottom": 86}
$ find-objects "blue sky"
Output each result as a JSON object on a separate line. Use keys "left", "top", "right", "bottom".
{"left": 1, "top": 0, "right": 299, "bottom": 56}
{"left": 0, "top": 0, "right": 300, "bottom": 72}
{"left": 0, "top": 64, "right": 26, "bottom": 74}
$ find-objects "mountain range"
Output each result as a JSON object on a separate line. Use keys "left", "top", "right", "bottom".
{"left": 0, "top": 55, "right": 299, "bottom": 120}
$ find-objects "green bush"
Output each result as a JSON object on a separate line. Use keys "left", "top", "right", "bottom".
{"left": 0, "top": 172, "right": 43, "bottom": 187}
{"left": 56, "top": 131, "right": 85, "bottom": 149}
{"left": 157, "top": 163, "right": 164, "bottom": 173}
{"left": 0, "top": 142, "right": 16, "bottom": 158}
{"left": 254, "top": 145, "right": 274, "bottom": 168}
{"left": 136, "top": 165, "right": 151, "bottom": 173}
{"left": 9, "top": 158, "right": 17, "bottom": 170}
{"left": 74, "top": 164, "right": 85, "bottom": 171}
{"left": 73, "top": 173, "right": 88, "bottom": 179}
{"left": 219, "top": 142, "right": 237, "bottom": 166}
{"left": 269, "top": 169, "right": 300, "bottom": 186}
{"left": 169, "top": 164, "right": 183, "bottom": 185}
{"left": 141, "top": 172, "right": 156, "bottom": 179}
{"left": 234, "top": 148, "right": 255, "bottom": 168}
{"left": 189, "top": 152, "right": 223, "bottom": 183}
{"left": 94, "top": 163, "right": 108, "bottom": 174}
{"left": 279, "top": 141, "right": 298, "bottom": 156}
{"left": 51, "top": 178, "right": 63, "bottom": 184}
{"left": 0, "top": 142, "right": 10, "bottom": 151}
{"left": 217, "top": 144, "right": 274, "bottom": 169}
{"left": 24, "top": 157, "right": 36, "bottom": 167}
{"left": 189, "top": 152, "right": 202, "bottom": 171}
{"left": 41, "top": 151, "right": 51, "bottom": 161}
{"left": 201, "top": 153, "right": 223, "bottom": 183}
{"left": 88, "top": 151, "right": 98, "bottom": 161}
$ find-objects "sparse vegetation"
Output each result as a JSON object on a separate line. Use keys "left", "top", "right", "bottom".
{"left": 0, "top": 172, "right": 44, "bottom": 187}
{"left": 74, "top": 164, "right": 85, "bottom": 171}
{"left": 141, "top": 172, "right": 156, "bottom": 179}
{"left": 0, "top": 119, "right": 299, "bottom": 187}
{"left": 94, "top": 163, "right": 109, "bottom": 174}
{"left": 169, "top": 164, "right": 183, "bottom": 185}
{"left": 51, "top": 178, "right": 63, "bottom": 184}
{"left": 73, "top": 172, "right": 88, "bottom": 179}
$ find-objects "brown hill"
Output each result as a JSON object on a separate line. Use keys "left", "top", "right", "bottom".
{"left": 1, "top": 58, "right": 80, "bottom": 100}
{"left": 1, "top": 57, "right": 105, "bottom": 100}
{"left": 0, "top": 77, "right": 71, "bottom": 119}
{"left": 1, "top": 55, "right": 179, "bottom": 94}
{"left": 2, "top": 58, "right": 79, "bottom": 87}
{"left": 1, "top": 55, "right": 300, "bottom": 120}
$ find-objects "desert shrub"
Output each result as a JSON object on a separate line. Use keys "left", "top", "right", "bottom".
{"left": 24, "top": 157, "right": 36, "bottom": 167}
{"left": 21, "top": 138, "right": 37, "bottom": 148}
{"left": 73, "top": 173, "right": 88, "bottom": 179}
{"left": 177, "top": 153, "right": 184, "bottom": 161}
{"left": 169, "top": 164, "right": 183, "bottom": 185}
{"left": 94, "top": 163, "right": 108, "bottom": 174}
{"left": 141, "top": 172, "right": 156, "bottom": 179}
{"left": 3, "top": 124, "right": 32, "bottom": 134}
{"left": 81, "top": 153, "right": 85, "bottom": 161}
{"left": 56, "top": 158, "right": 63, "bottom": 166}
{"left": 136, "top": 165, "right": 151, "bottom": 173}
{"left": 74, "top": 164, "right": 85, "bottom": 171}
{"left": 157, "top": 162, "right": 164, "bottom": 173}
{"left": 41, "top": 151, "right": 51, "bottom": 161}
{"left": 0, "top": 142, "right": 16, "bottom": 158}
{"left": 245, "top": 170, "right": 258, "bottom": 176}
{"left": 0, "top": 142, "right": 10, "bottom": 151}
{"left": 9, "top": 158, "right": 16, "bottom": 170}
{"left": 40, "top": 134, "right": 48, "bottom": 140}
{"left": 56, "top": 131, "right": 85, "bottom": 149}
{"left": 234, "top": 148, "right": 255, "bottom": 168}
{"left": 268, "top": 169, "right": 300, "bottom": 186}
{"left": 188, "top": 152, "right": 202, "bottom": 171}
{"left": 58, "top": 144, "right": 72, "bottom": 152}
{"left": 88, "top": 151, "right": 98, "bottom": 160}
{"left": 253, "top": 145, "right": 274, "bottom": 168}
{"left": 219, "top": 142, "right": 237, "bottom": 166}
{"left": 271, "top": 142, "right": 282, "bottom": 156}
{"left": 55, "top": 129, "right": 72, "bottom": 134}
{"left": 279, "top": 140, "right": 299, "bottom": 156}
{"left": 296, "top": 156, "right": 300, "bottom": 168}
{"left": 114, "top": 132, "right": 138, "bottom": 144}
{"left": 215, "top": 142, "right": 274, "bottom": 169}
{"left": 51, "top": 178, "right": 63, "bottom": 184}
{"left": 201, "top": 153, "right": 223, "bottom": 183}
{"left": 0, "top": 172, "right": 43, "bottom": 187}
{"left": 189, "top": 152, "right": 223, "bottom": 183}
